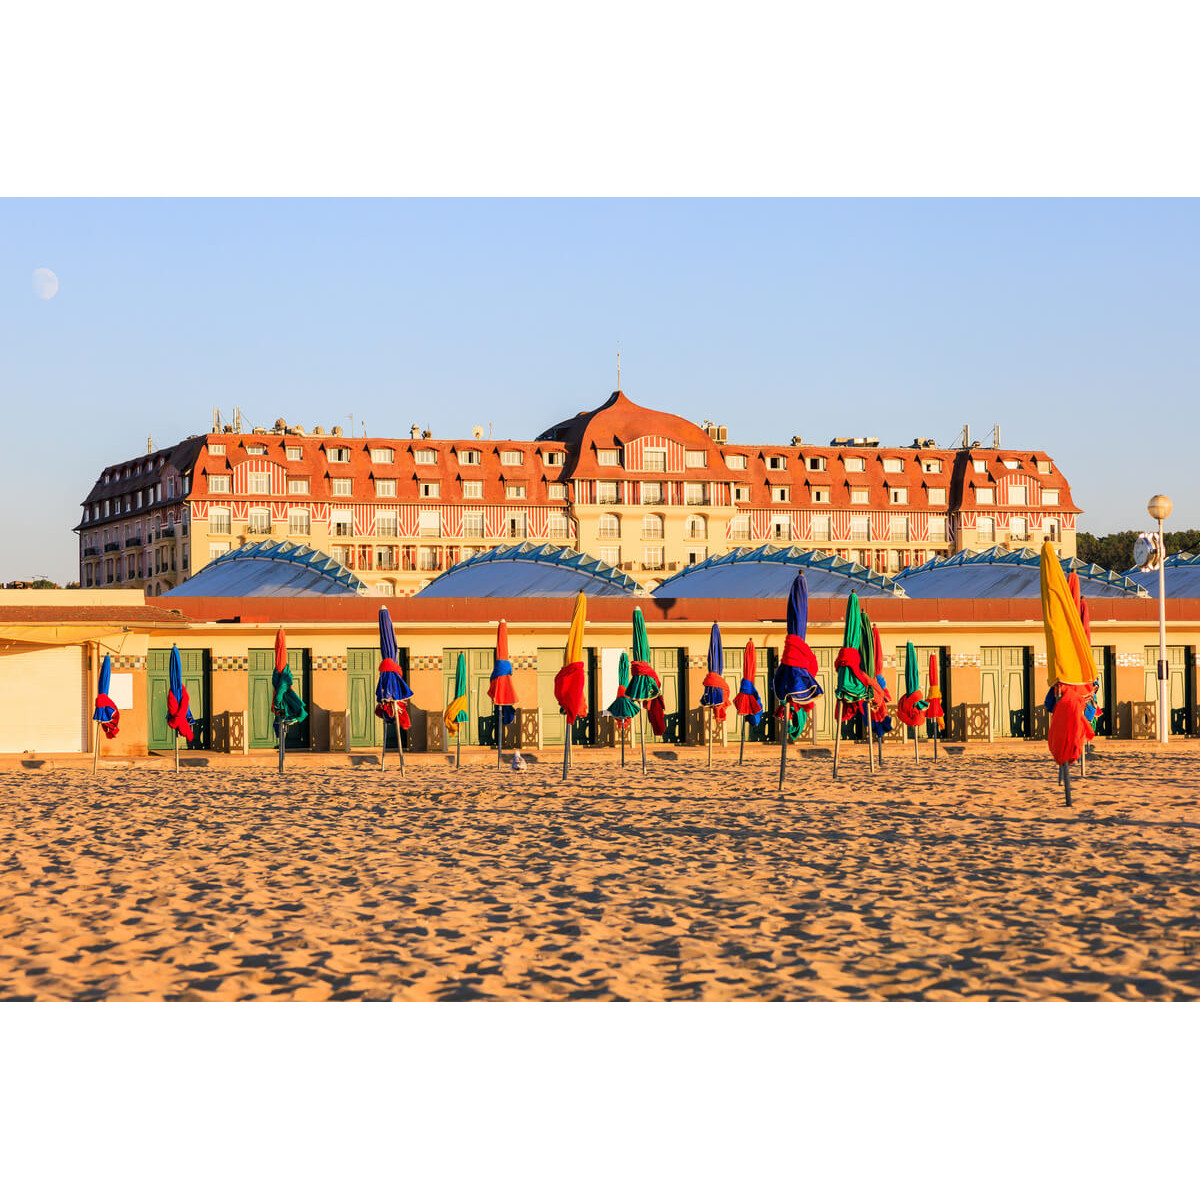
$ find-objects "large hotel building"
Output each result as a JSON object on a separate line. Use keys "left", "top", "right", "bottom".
{"left": 76, "top": 390, "right": 1080, "bottom": 595}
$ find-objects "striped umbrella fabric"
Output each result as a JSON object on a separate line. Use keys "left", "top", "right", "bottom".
{"left": 93, "top": 653, "right": 119, "bottom": 738}
{"left": 375, "top": 606, "right": 413, "bottom": 726}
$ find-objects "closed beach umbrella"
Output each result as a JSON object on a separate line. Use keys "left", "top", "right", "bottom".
{"left": 271, "top": 627, "right": 307, "bottom": 773}
{"left": 488, "top": 620, "right": 519, "bottom": 749}
{"left": 444, "top": 651, "right": 470, "bottom": 769}
{"left": 375, "top": 606, "right": 413, "bottom": 773}
{"left": 897, "top": 641, "right": 929, "bottom": 726}
{"left": 733, "top": 639, "right": 763, "bottom": 725}
{"left": 772, "top": 572, "right": 823, "bottom": 788}
{"left": 554, "top": 590, "right": 588, "bottom": 779}
{"left": 867, "top": 617, "right": 892, "bottom": 746}
{"left": 166, "top": 643, "right": 193, "bottom": 772}
{"left": 927, "top": 653, "right": 946, "bottom": 732}
{"left": 625, "top": 605, "right": 663, "bottom": 773}
{"left": 701, "top": 623, "right": 730, "bottom": 718}
{"left": 93, "top": 653, "right": 119, "bottom": 738}
{"left": 608, "top": 650, "right": 638, "bottom": 767}
{"left": 1041, "top": 546, "right": 1098, "bottom": 799}
{"left": 832, "top": 593, "right": 877, "bottom": 778}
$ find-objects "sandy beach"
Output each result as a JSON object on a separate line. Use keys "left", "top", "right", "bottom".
{"left": 1, "top": 743, "right": 1197, "bottom": 1001}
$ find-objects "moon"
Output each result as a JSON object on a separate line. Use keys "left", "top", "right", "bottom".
{"left": 32, "top": 268, "right": 59, "bottom": 300}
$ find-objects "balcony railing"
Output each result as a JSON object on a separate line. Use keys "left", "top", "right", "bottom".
{"left": 82, "top": 547, "right": 99, "bottom": 557}
{"left": 104, "top": 541, "right": 121, "bottom": 553}
{"left": 125, "top": 536, "right": 142, "bottom": 547}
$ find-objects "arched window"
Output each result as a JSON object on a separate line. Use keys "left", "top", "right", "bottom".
{"left": 599, "top": 513, "right": 620, "bottom": 539}
{"left": 642, "top": 513, "right": 664, "bottom": 540}
{"left": 686, "top": 515, "right": 707, "bottom": 540}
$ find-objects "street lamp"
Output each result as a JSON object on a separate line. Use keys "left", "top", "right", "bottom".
{"left": 1147, "top": 494, "right": 1173, "bottom": 743}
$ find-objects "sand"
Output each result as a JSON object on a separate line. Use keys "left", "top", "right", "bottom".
{"left": 0, "top": 743, "right": 1198, "bottom": 1001}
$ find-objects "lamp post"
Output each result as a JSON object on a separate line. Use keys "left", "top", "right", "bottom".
{"left": 1147, "top": 494, "right": 1173, "bottom": 743}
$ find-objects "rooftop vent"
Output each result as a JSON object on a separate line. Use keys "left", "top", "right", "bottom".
{"left": 290, "top": 425, "right": 306, "bottom": 436}
{"left": 790, "top": 435, "right": 805, "bottom": 447}
{"left": 330, "top": 425, "right": 343, "bottom": 436}
{"left": 911, "top": 437, "right": 937, "bottom": 449}
{"left": 274, "top": 418, "right": 287, "bottom": 431}
{"left": 252, "top": 426, "right": 267, "bottom": 434}
{"left": 830, "top": 436, "right": 880, "bottom": 448}
{"left": 410, "top": 424, "right": 420, "bottom": 439}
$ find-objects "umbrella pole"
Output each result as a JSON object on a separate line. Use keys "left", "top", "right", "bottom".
{"left": 456, "top": 723, "right": 461, "bottom": 770}
{"left": 914, "top": 725, "right": 919, "bottom": 765}
{"left": 1063, "top": 765, "right": 1073, "bottom": 806}
{"left": 778, "top": 705, "right": 787, "bottom": 791}
{"left": 496, "top": 714, "right": 502, "bottom": 770}
{"left": 174, "top": 732, "right": 179, "bottom": 774}
{"left": 1080, "top": 746, "right": 1086, "bottom": 778}
{"left": 562, "top": 722, "right": 571, "bottom": 781}
{"left": 278, "top": 716, "right": 285, "bottom": 775}
{"left": 639, "top": 708, "right": 647, "bottom": 775}
{"left": 381, "top": 716, "right": 386, "bottom": 772}
{"left": 739, "top": 713, "right": 746, "bottom": 766}
{"left": 707, "top": 707, "right": 713, "bottom": 769}
{"left": 833, "top": 701, "right": 842, "bottom": 779}
{"left": 92, "top": 721, "right": 100, "bottom": 775}
{"left": 933, "top": 723, "right": 939, "bottom": 760}
{"left": 866, "top": 709, "right": 875, "bottom": 775}
{"left": 397, "top": 716, "right": 405, "bottom": 778}
{"left": 620, "top": 724, "right": 625, "bottom": 768}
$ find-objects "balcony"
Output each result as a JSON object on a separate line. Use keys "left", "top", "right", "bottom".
{"left": 82, "top": 547, "right": 99, "bottom": 558}
{"left": 104, "top": 541, "right": 121, "bottom": 553}
{"left": 125, "top": 536, "right": 142, "bottom": 547}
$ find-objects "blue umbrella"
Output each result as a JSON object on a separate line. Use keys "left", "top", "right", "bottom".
{"left": 93, "top": 654, "right": 118, "bottom": 728}
{"left": 375, "top": 607, "right": 412, "bottom": 773}
{"left": 700, "top": 622, "right": 730, "bottom": 767}
{"left": 773, "top": 572, "right": 823, "bottom": 707}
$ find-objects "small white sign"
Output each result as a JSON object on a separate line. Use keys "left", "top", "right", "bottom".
{"left": 107, "top": 672, "right": 134, "bottom": 710}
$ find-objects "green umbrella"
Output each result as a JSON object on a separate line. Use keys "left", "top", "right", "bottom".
{"left": 608, "top": 651, "right": 639, "bottom": 766}
{"left": 904, "top": 641, "right": 922, "bottom": 697}
{"left": 833, "top": 591, "right": 873, "bottom": 779}
{"left": 835, "top": 593, "right": 871, "bottom": 704}
{"left": 625, "top": 608, "right": 657, "bottom": 700}
{"left": 444, "top": 651, "right": 469, "bottom": 768}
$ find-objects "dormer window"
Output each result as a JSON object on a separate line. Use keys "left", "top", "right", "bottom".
{"left": 921, "top": 460, "right": 942, "bottom": 474}
{"left": 726, "top": 454, "right": 747, "bottom": 470}
{"left": 766, "top": 455, "right": 787, "bottom": 471}
{"left": 328, "top": 446, "right": 351, "bottom": 463}
{"left": 973, "top": 460, "right": 987, "bottom": 473}
{"left": 685, "top": 450, "right": 707, "bottom": 468}
{"left": 806, "top": 456, "right": 826, "bottom": 471}
{"left": 419, "top": 481, "right": 440, "bottom": 498}
{"left": 376, "top": 478, "right": 398, "bottom": 498}
{"left": 597, "top": 449, "right": 620, "bottom": 467}
{"left": 286, "top": 446, "right": 303, "bottom": 460}
{"left": 811, "top": 487, "right": 829, "bottom": 503}
{"left": 882, "top": 457, "right": 903, "bottom": 473}
{"left": 544, "top": 450, "right": 565, "bottom": 466}
{"left": 1003, "top": 459, "right": 1020, "bottom": 469}
{"left": 412, "top": 448, "right": 435, "bottom": 465}
{"left": 500, "top": 449, "right": 524, "bottom": 466}
{"left": 771, "top": 485, "right": 791, "bottom": 503}
{"left": 1042, "top": 488, "right": 1060, "bottom": 506}
{"left": 373, "top": 447, "right": 397, "bottom": 464}
{"left": 976, "top": 486, "right": 995, "bottom": 504}
{"left": 1036, "top": 459, "right": 1052, "bottom": 475}
{"left": 247, "top": 445, "right": 267, "bottom": 456}
{"left": 845, "top": 457, "right": 865, "bottom": 472}
{"left": 209, "top": 444, "right": 226, "bottom": 456}
{"left": 643, "top": 449, "right": 667, "bottom": 473}
{"left": 459, "top": 448, "right": 481, "bottom": 465}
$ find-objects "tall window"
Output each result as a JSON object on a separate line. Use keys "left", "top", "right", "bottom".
{"left": 599, "top": 514, "right": 620, "bottom": 539}
{"left": 597, "top": 481, "right": 619, "bottom": 504}
{"left": 686, "top": 515, "right": 707, "bottom": 540}
{"left": 463, "top": 511, "right": 484, "bottom": 538}
{"left": 209, "top": 507, "right": 231, "bottom": 535}
{"left": 507, "top": 511, "right": 527, "bottom": 538}
{"left": 289, "top": 509, "right": 311, "bottom": 537}
{"left": 332, "top": 478, "right": 352, "bottom": 496}
{"left": 643, "top": 449, "right": 667, "bottom": 473}
{"left": 419, "top": 510, "right": 441, "bottom": 537}
{"left": 733, "top": 485, "right": 750, "bottom": 503}
{"left": 547, "top": 513, "right": 569, "bottom": 540}
{"left": 811, "top": 514, "right": 831, "bottom": 541}
{"left": 890, "top": 516, "right": 907, "bottom": 541}
{"left": 850, "top": 515, "right": 868, "bottom": 540}
{"left": 332, "top": 509, "right": 353, "bottom": 537}
{"left": 772, "top": 516, "right": 791, "bottom": 541}
{"left": 417, "top": 547, "right": 438, "bottom": 571}
{"left": 684, "top": 482, "right": 706, "bottom": 505}
{"left": 462, "top": 480, "right": 483, "bottom": 499}
{"left": 977, "top": 517, "right": 995, "bottom": 542}
{"left": 249, "top": 472, "right": 270, "bottom": 494}
{"left": 598, "top": 546, "right": 620, "bottom": 566}
{"left": 248, "top": 508, "right": 271, "bottom": 534}
{"left": 1008, "top": 484, "right": 1028, "bottom": 506}
{"left": 641, "top": 482, "right": 663, "bottom": 504}
{"left": 377, "top": 512, "right": 398, "bottom": 537}
{"left": 730, "top": 515, "right": 749, "bottom": 540}
{"left": 928, "top": 515, "right": 947, "bottom": 541}
{"left": 209, "top": 475, "right": 230, "bottom": 493}
{"left": 642, "top": 513, "right": 664, "bottom": 539}
{"left": 1010, "top": 516, "right": 1028, "bottom": 541}
{"left": 642, "top": 546, "right": 664, "bottom": 569}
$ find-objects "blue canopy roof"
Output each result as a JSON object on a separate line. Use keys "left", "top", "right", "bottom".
{"left": 165, "top": 540, "right": 366, "bottom": 597}
{"left": 1127, "top": 553, "right": 1200, "bottom": 598}
{"left": 651, "top": 546, "right": 904, "bottom": 600}
{"left": 417, "top": 542, "right": 645, "bottom": 598}
{"left": 895, "top": 547, "right": 1148, "bottom": 599}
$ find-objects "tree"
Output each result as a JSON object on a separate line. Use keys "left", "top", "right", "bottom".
{"left": 1077, "top": 529, "right": 1200, "bottom": 572}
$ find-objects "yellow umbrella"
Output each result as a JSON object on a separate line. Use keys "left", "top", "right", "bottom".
{"left": 554, "top": 590, "right": 588, "bottom": 779}
{"left": 1040, "top": 543, "right": 1096, "bottom": 688}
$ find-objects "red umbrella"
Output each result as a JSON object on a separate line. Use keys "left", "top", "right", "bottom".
{"left": 732, "top": 639, "right": 763, "bottom": 765}
{"left": 487, "top": 620, "right": 519, "bottom": 768}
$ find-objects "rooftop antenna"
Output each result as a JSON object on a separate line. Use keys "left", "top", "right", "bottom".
{"left": 233, "top": 407, "right": 243, "bottom": 434}
{"left": 616, "top": 342, "right": 620, "bottom": 390}
{"left": 991, "top": 423, "right": 1001, "bottom": 448}
{"left": 346, "top": 413, "right": 354, "bottom": 438}
{"left": 961, "top": 423, "right": 970, "bottom": 449}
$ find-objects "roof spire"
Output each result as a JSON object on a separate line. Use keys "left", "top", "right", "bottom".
{"left": 616, "top": 342, "right": 620, "bottom": 391}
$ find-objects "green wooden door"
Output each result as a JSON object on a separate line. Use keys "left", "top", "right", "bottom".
{"left": 981, "top": 646, "right": 1025, "bottom": 738}
{"left": 1145, "top": 645, "right": 1188, "bottom": 733}
{"left": 248, "top": 648, "right": 309, "bottom": 749}
{"left": 147, "top": 648, "right": 209, "bottom": 751}
{"left": 811, "top": 646, "right": 836, "bottom": 740}
{"left": 442, "top": 648, "right": 493, "bottom": 747}
{"left": 348, "top": 647, "right": 382, "bottom": 748}
{"left": 1092, "top": 646, "right": 1113, "bottom": 736}
{"left": 651, "top": 647, "right": 684, "bottom": 743}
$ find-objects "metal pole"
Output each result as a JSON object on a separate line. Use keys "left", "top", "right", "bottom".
{"left": 778, "top": 705, "right": 787, "bottom": 791}
{"left": 914, "top": 724, "right": 919, "bottom": 764}
{"left": 174, "top": 732, "right": 179, "bottom": 773}
{"left": 620, "top": 723, "right": 625, "bottom": 768}
{"left": 639, "top": 707, "right": 647, "bottom": 775}
{"left": 278, "top": 716, "right": 285, "bottom": 774}
{"left": 397, "top": 716, "right": 405, "bottom": 778}
{"left": 562, "top": 722, "right": 571, "bottom": 781}
{"left": 456, "top": 723, "right": 461, "bottom": 769}
{"left": 92, "top": 721, "right": 100, "bottom": 774}
{"left": 496, "top": 711, "right": 502, "bottom": 770}
{"left": 738, "top": 713, "right": 746, "bottom": 766}
{"left": 865, "top": 709, "right": 875, "bottom": 775}
{"left": 833, "top": 701, "right": 842, "bottom": 779}
{"left": 380, "top": 713, "right": 386, "bottom": 772}
{"left": 1157, "top": 516, "right": 1169, "bottom": 744}
{"left": 707, "top": 707, "right": 713, "bottom": 769}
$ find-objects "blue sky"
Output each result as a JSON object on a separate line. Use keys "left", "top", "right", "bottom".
{"left": 3, "top": 199, "right": 1196, "bottom": 581}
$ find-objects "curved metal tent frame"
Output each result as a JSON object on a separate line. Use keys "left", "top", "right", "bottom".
{"left": 165, "top": 539, "right": 367, "bottom": 597}
{"left": 1126, "top": 552, "right": 1200, "bottom": 599}
{"left": 417, "top": 541, "right": 645, "bottom": 598}
{"left": 895, "top": 546, "right": 1148, "bottom": 598}
{"left": 652, "top": 544, "right": 905, "bottom": 598}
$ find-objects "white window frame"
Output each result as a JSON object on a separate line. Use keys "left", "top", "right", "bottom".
{"left": 331, "top": 477, "right": 353, "bottom": 496}
{"left": 685, "top": 450, "right": 707, "bottom": 468}
{"left": 500, "top": 450, "right": 524, "bottom": 466}
{"left": 462, "top": 480, "right": 484, "bottom": 499}
{"left": 376, "top": 478, "right": 398, "bottom": 498}
{"left": 726, "top": 454, "right": 747, "bottom": 470}
{"left": 598, "top": 514, "right": 620, "bottom": 539}
{"left": 372, "top": 447, "right": 397, "bottom": 464}
{"left": 287, "top": 479, "right": 310, "bottom": 494}
{"left": 208, "top": 475, "right": 230, "bottom": 493}
{"left": 927, "top": 487, "right": 947, "bottom": 506}
{"left": 288, "top": 508, "right": 311, "bottom": 537}
{"left": 597, "top": 449, "right": 620, "bottom": 467}
{"left": 419, "top": 481, "right": 440, "bottom": 499}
